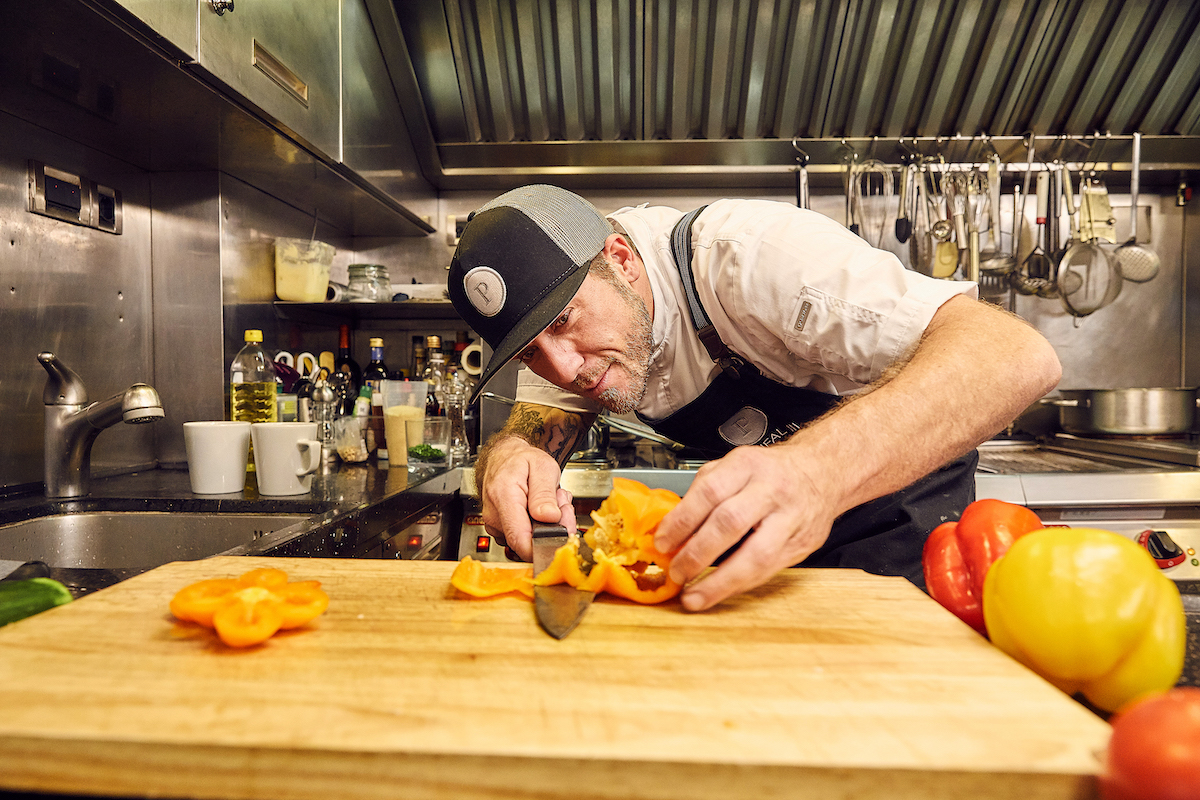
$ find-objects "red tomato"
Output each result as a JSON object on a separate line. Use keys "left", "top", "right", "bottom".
{"left": 1101, "top": 687, "right": 1200, "bottom": 800}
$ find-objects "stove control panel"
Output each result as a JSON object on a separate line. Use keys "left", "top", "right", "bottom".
{"left": 1136, "top": 529, "right": 1189, "bottom": 570}
{"left": 1040, "top": 514, "right": 1200, "bottom": 580}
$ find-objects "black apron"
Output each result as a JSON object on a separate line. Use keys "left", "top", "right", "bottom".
{"left": 636, "top": 207, "right": 978, "bottom": 589}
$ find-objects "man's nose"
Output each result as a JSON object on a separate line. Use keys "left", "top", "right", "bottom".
{"left": 538, "top": 341, "right": 584, "bottom": 385}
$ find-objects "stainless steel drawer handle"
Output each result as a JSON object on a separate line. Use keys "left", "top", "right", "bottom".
{"left": 208, "top": 0, "right": 234, "bottom": 15}
{"left": 252, "top": 40, "right": 309, "bottom": 107}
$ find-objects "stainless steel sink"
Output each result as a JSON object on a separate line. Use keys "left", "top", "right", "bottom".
{"left": 0, "top": 512, "right": 309, "bottom": 570}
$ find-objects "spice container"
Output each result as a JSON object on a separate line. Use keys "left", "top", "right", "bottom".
{"left": 345, "top": 264, "right": 391, "bottom": 303}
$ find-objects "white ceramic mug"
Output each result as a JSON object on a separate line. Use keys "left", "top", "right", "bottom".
{"left": 250, "top": 422, "right": 321, "bottom": 496}
{"left": 183, "top": 421, "right": 252, "bottom": 494}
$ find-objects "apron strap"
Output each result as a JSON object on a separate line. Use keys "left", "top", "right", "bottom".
{"left": 668, "top": 207, "right": 756, "bottom": 380}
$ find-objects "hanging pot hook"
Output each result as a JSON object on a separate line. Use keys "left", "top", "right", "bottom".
{"left": 791, "top": 136, "right": 809, "bottom": 166}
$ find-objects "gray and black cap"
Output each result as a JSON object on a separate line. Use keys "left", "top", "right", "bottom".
{"left": 448, "top": 185, "right": 612, "bottom": 403}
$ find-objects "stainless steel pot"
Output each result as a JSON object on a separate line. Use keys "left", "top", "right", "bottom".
{"left": 1044, "top": 388, "right": 1200, "bottom": 436}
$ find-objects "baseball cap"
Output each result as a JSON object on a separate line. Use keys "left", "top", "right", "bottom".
{"left": 448, "top": 185, "right": 612, "bottom": 403}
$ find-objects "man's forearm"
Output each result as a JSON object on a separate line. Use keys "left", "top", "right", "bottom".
{"left": 787, "top": 295, "right": 1061, "bottom": 516}
{"left": 474, "top": 402, "right": 596, "bottom": 489}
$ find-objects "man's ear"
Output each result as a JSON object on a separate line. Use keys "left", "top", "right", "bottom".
{"left": 602, "top": 233, "right": 641, "bottom": 282}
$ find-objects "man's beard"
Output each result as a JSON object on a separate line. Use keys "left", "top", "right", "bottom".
{"left": 572, "top": 278, "right": 653, "bottom": 414}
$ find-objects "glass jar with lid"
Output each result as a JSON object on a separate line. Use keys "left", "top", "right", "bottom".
{"left": 345, "top": 263, "right": 391, "bottom": 303}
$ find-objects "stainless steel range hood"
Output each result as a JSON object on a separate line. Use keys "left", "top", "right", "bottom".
{"left": 384, "top": 0, "right": 1200, "bottom": 190}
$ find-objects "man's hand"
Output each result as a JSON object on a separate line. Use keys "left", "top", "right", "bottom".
{"left": 656, "top": 295, "right": 1062, "bottom": 612}
{"left": 477, "top": 436, "right": 577, "bottom": 560}
{"left": 473, "top": 402, "right": 596, "bottom": 560}
{"left": 654, "top": 442, "right": 839, "bottom": 612}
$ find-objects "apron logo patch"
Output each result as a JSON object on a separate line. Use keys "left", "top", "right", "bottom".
{"left": 718, "top": 406, "right": 768, "bottom": 447}
{"left": 794, "top": 300, "right": 812, "bottom": 332}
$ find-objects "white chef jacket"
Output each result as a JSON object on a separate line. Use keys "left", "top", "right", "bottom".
{"left": 515, "top": 199, "right": 977, "bottom": 423}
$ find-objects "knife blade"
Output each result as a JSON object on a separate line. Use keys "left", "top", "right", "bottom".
{"left": 532, "top": 522, "right": 594, "bottom": 639}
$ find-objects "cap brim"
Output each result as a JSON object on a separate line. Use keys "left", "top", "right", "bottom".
{"left": 468, "top": 267, "right": 589, "bottom": 404}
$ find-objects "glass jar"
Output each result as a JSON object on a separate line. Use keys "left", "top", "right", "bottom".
{"left": 345, "top": 263, "right": 391, "bottom": 303}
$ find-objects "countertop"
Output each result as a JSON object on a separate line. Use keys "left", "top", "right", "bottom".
{"left": 0, "top": 460, "right": 458, "bottom": 596}
{"left": 1, "top": 460, "right": 1197, "bottom": 691}
{"left": 0, "top": 460, "right": 451, "bottom": 521}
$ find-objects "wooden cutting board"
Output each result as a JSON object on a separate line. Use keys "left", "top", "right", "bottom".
{"left": 0, "top": 557, "right": 1109, "bottom": 800}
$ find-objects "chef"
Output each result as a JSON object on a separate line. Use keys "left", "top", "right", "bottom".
{"left": 448, "top": 184, "right": 1061, "bottom": 612}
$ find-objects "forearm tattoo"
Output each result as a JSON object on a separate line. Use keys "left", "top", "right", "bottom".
{"left": 494, "top": 403, "right": 593, "bottom": 468}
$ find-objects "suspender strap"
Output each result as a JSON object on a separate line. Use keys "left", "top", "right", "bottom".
{"left": 668, "top": 206, "right": 755, "bottom": 380}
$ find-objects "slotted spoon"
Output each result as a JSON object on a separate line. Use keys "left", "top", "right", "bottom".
{"left": 1114, "top": 131, "right": 1160, "bottom": 283}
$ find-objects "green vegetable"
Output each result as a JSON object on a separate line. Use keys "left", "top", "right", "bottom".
{"left": 408, "top": 443, "right": 445, "bottom": 461}
{"left": 0, "top": 578, "right": 73, "bottom": 627}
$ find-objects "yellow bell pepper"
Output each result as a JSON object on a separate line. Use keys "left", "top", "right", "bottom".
{"left": 982, "top": 527, "right": 1186, "bottom": 712}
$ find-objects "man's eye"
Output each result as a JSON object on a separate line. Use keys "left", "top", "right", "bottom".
{"left": 518, "top": 348, "right": 536, "bottom": 363}
{"left": 553, "top": 311, "right": 570, "bottom": 328}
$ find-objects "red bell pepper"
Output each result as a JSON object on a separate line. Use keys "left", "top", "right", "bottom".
{"left": 921, "top": 498, "right": 1043, "bottom": 636}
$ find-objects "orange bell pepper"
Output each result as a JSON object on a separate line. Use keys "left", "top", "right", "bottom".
{"left": 450, "top": 557, "right": 535, "bottom": 598}
{"left": 453, "top": 480, "right": 684, "bottom": 605}
{"left": 170, "top": 567, "right": 330, "bottom": 647}
{"left": 531, "top": 478, "right": 683, "bottom": 604}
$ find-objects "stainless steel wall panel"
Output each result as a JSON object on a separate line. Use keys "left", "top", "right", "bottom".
{"left": 108, "top": 0, "right": 200, "bottom": 59}
{"left": 150, "top": 172, "right": 223, "bottom": 468}
{"left": 342, "top": 0, "right": 438, "bottom": 224}
{"left": 197, "top": 0, "right": 342, "bottom": 161}
{"left": 0, "top": 113, "right": 156, "bottom": 492}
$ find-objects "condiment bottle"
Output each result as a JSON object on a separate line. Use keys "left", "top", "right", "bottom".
{"left": 229, "top": 329, "right": 277, "bottom": 471}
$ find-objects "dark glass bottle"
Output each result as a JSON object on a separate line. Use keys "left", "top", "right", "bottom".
{"left": 335, "top": 324, "right": 362, "bottom": 415}
{"left": 363, "top": 337, "right": 389, "bottom": 391}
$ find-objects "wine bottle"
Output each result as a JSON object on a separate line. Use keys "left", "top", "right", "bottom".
{"left": 363, "top": 337, "right": 389, "bottom": 391}
{"left": 335, "top": 324, "right": 362, "bottom": 415}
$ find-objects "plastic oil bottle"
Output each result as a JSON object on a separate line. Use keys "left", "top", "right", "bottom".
{"left": 229, "top": 329, "right": 278, "bottom": 471}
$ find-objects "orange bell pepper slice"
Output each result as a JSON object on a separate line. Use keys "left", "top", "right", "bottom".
{"left": 589, "top": 550, "right": 681, "bottom": 604}
{"left": 450, "top": 557, "right": 535, "bottom": 598}
{"left": 169, "top": 578, "right": 241, "bottom": 628}
{"left": 236, "top": 567, "right": 290, "bottom": 590}
{"left": 275, "top": 580, "right": 332, "bottom": 629}
{"left": 212, "top": 586, "right": 284, "bottom": 648}
{"left": 170, "top": 568, "right": 330, "bottom": 647}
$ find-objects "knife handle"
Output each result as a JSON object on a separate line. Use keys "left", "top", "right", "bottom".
{"left": 532, "top": 522, "right": 570, "bottom": 539}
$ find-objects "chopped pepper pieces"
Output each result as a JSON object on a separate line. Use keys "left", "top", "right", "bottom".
{"left": 450, "top": 558, "right": 535, "bottom": 598}
{"left": 453, "top": 479, "right": 685, "bottom": 607}
{"left": 534, "top": 477, "right": 684, "bottom": 604}
{"left": 170, "top": 568, "right": 330, "bottom": 648}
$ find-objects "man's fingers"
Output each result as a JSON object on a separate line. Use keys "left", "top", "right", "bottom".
{"left": 654, "top": 462, "right": 749, "bottom": 553}
{"left": 678, "top": 518, "right": 809, "bottom": 611}
{"left": 526, "top": 460, "right": 566, "bottom": 521}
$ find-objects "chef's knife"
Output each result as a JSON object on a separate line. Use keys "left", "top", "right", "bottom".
{"left": 532, "top": 522, "right": 594, "bottom": 639}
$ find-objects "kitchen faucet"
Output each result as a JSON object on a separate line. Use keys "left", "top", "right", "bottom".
{"left": 38, "top": 352, "right": 164, "bottom": 498}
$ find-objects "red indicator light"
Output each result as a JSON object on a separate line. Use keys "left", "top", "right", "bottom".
{"left": 407, "top": 534, "right": 423, "bottom": 549}
{"left": 475, "top": 535, "right": 491, "bottom": 552}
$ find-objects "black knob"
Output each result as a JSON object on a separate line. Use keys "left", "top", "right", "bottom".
{"left": 1145, "top": 530, "right": 1184, "bottom": 560}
